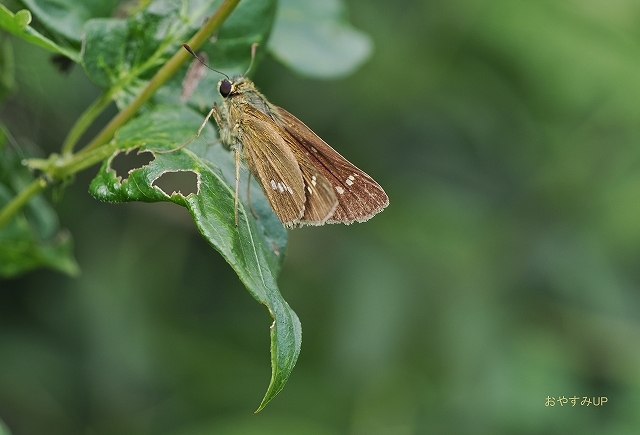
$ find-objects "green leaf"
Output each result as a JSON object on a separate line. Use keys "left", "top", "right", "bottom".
{"left": 207, "top": 0, "right": 277, "bottom": 71}
{"left": 81, "top": 0, "right": 185, "bottom": 93}
{"left": 0, "top": 4, "right": 80, "bottom": 62}
{"left": 160, "top": 0, "right": 278, "bottom": 111}
{"left": 0, "top": 128, "right": 80, "bottom": 278}
{"left": 20, "top": 0, "right": 120, "bottom": 42}
{"left": 89, "top": 105, "right": 299, "bottom": 410}
{"left": 268, "top": 0, "right": 373, "bottom": 78}
{"left": 156, "top": 0, "right": 277, "bottom": 113}
{"left": 81, "top": 0, "right": 277, "bottom": 108}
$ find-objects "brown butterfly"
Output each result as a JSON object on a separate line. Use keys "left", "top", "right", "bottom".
{"left": 179, "top": 44, "right": 388, "bottom": 228}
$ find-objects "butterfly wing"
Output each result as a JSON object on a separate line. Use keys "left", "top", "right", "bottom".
{"left": 276, "top": 107, "right": 389, "bottom": 224}
{"left": 235, "top": 104, "right": 307, "bottom": 226}
{"left": 284, "top": 145, "right": 338, "bottom": 227}
{"left": 238, "top": 103, "right": 338, "bottom": 227}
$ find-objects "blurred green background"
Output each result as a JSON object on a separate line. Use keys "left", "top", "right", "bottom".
{"left": 3, "top": 0, "right": 640, "bottom": 433}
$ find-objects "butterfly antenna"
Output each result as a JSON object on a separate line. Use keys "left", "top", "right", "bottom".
{"left": 243, "top": 43, "right": 259, "bottom": 76}
{"left": 181, "top": 44, "right": 229, "bottom": 79}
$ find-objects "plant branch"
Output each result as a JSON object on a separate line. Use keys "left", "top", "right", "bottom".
{"left": 61, "top": 90, "right": 114, "bottom": 155}
{"left": 0, "top": 177, "right": 47, "bottom": 229}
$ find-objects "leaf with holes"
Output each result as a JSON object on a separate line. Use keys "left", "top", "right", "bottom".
{"left": 89, "top": 105, "right": 296, "bottom": 411}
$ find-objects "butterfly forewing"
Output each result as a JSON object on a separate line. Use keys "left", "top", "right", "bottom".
{"left": 237, "top": 105, "right": 307, "bottom": 225}
{"left": 276, "top": 107, "right": 389, "bottom": 224}
{"left": 234, "top": 99, "right": 338, "bottom": 227}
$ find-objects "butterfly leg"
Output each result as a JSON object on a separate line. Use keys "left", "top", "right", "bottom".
{"left": 234, "top": 146, "right": 240, "bottom": 226}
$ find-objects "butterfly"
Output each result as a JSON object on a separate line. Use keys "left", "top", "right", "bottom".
{"left": 178, "top": 44, "right": 388, "bottom": 228}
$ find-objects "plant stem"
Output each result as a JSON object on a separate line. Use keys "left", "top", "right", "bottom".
{"left": 61, "top": 90, "right": 114, "bottom": 155}
{"left": 0, "top": 177, "right": 47, "bottom": 229}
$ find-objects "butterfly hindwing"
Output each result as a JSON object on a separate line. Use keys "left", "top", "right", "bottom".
{"left": 276, "top": 107, "right": 389, "bottom": 224}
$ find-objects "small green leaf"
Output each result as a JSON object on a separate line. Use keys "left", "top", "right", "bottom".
{"left": 269, "top": 0, "right": 373, "bottom": 78}
{"left": 0, "top": 129, "right": 80, "bottom": 278}
{"left": 0, "top": 4, "right": 80, "bottom": 62}
{"left": 21, "top": 0, "right": 121, "bottom": 42}
{"left": 14, "top": 9, "right": 31, "bottom": 29}
{"left": 89, "top": 105, "right": 298, "bottom": 410}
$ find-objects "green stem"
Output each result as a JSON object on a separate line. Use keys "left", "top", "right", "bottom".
{"left": 57, "top": 141, "right": 120, "bottom": 179}
{"left": 183, "top": 0, "right": 241, "bottom": 53}
{"left": 0, "top": 177, "right": 48, "bottom": 229}
{"left": 0, "top": 144, "right": 115, "bottom": 229}
{"left": 61, "top": 90, "right": 114, "bottom": 155}
{"left": 0, "top": 0, "right": 241, "bottom": 229}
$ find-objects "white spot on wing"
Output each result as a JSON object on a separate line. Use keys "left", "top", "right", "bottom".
{"left": 277, "top": 182, "right": 284, "bottom": 193}
{"left": 270, "top": 180, "right": 277, "bottom": 190}
{"left": 311, "top": 175, "right": 317, "bottom": 186}
{"left": 335, "top": 186, "right": 344, "bottom": 194}
{"left": 345, "top": 177, "right": 354, "bottom": 186}
{"left": 307, "top": 186, "right": 313, "bottom": 194}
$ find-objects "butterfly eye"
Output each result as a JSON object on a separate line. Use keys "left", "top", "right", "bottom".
{"left": 219, "top": 79, "right": 232, "bottom": 97}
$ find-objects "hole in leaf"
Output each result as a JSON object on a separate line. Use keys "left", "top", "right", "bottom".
{"left": 111, "top": 150, "right": 155, "bottom": 179}
{"left": 152, "top": 170, "right": 199, "bottom": 196}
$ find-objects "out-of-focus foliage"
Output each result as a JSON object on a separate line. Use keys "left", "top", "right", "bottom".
{"left": 0, "top": 130, "right": 79, "bottom": 277}
{"left": 268, "top": 0, "right": 373, "bottom": 78}
{"left": 2, "top": 0, "right": 640, "bottom": 434}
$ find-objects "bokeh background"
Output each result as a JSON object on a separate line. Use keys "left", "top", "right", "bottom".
{"left": 3, "top": 0, "right": 640, "bottom": 433}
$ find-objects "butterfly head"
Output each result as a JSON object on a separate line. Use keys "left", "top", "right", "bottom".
{"left": 218, "top": 76, "right": 253, "bottom": 99}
